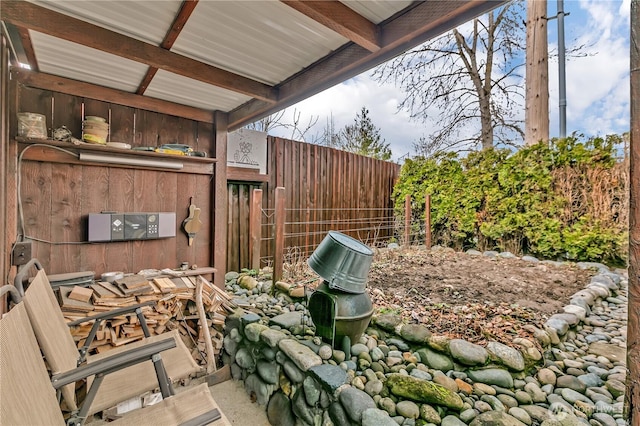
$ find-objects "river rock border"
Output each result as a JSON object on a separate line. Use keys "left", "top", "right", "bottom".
{"left": 222, "top": 252, "right": 628, "bottom": 426}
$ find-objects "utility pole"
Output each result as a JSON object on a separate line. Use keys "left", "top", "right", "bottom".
{"left": 557, "top": 0, "right": 567, "bottom": 138}
{"left": 626, "top": 0, "right": 639, "bottom": 420}
{"left": 525, "top": 0, "right": 550, "bottom": 145}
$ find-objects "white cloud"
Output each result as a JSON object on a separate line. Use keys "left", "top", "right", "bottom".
{"left": 270, "top": 75, "right": 427, "bottom": 160}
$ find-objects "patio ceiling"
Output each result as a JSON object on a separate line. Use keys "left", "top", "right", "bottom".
{"left": 2, "top": 0, "right": 506, "bottom": 130}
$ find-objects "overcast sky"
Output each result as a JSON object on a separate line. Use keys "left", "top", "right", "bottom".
{"left": 267, "top": 0, "right": 631, "bottom": 161}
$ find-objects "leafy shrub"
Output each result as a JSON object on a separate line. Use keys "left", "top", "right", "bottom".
{"left": 393, "top": 135, "right": 628, "bottom": 265}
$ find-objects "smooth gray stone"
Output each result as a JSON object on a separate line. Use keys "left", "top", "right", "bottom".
{"left": 605, "top": 379, "right": 626, "bottom": 398}
{"left": 396, "top": 400, "right": 420, "bottom": 419}
{"left": 550, "top": 313, "right": 580, "bottom": 327}
{"left": 379, "top": 397, "right": 397, "bottom": 416}
{"left": 244, "top": 322, "right": 269, "bottom": 342}
{"left": 308, "top": 364, "right": 348, "bottom": 393}
{"left": 244, "top": 373, "right": 275, "bottom": 406}
{"left": 556, "top": 375, "right": 587, "bottom": 393}
{"left": 541, "top": 384, "right": 554, "bottom": 395}
{"left": 483, "top": 251, "right": 499, "bottom": 258}
{"left": 417, "top": 347, "right": 454, "bottom": 372}
{"left": 339, "top": 387, "right": 376, "bottom": 423}
{"left": 459, "top": 408, "right": 478, "bottom": 423}
{"left": 524, "top": 382, "right": 547, "bottom": 403}
{"left": 498, "top": 251, "right": 516, "bottom": 258}
{"left": 386, "top": 338, "right": 410, "bottom": 351}
{"left": 256, "top": 359, "right": 280, "bottom": 384}
{"left": 467, "top": 369, "right": 514, "bottom": 388}
{"left": 546, "top": 318, "right": 570, "bottom": 336}
{"left": 578, "top": 372, "right": 604, "bottom": 388}
{"left": 592, "top": 412, "right": 618, "bottom": 426}
{"left": 480, "top": 395, "right": 506, "bottom": 412}
{"left": 225, "top": 271, "right": 240, "bottom": 281}
{"left": 515, "top": 390, "right": 533, "bottom": 405}
{"left": 487, "top": 341, "right": 525, "bottom": 371}
{"left": 449, "top": 339, "right": 489, "bottom": 366}
{"left": 419, "top": 404, "right": 441, "bottom": 424}
{"left": 508, "top": 407, "right": 532, "bottom": 425}
{"left": 283, "top": 360, "right": 304, "bottom": 383}
{"left": 442, "top": 415, "right": 467, "bottom": 426}
{"left": 497, "top": 394, "right": 519, "bottom": 409}
{"left": 279, "top": 339, "right": 322, "bottom": 372}
{"left": 351, "top": 343, "right": 369, "bottom": 356}
{"left": 409, "top": 369, "right": 432, "bottom": 381}
{"left": 374, "top": 314, "right": 402, "bottom": 332}
{"left": 591, "top": 275, "right": 617, "bottom": 290}
{"left": 270, "top": 312, "right": 303, "bottom": 329}
{"left": 588, "top": 342, "right": 626, "bottom": 363}
{"left": 235, "top": 348, "right": 256, "bottom": 370}
{"left": 561, "top": 388, "right": 593, "bottom": 404}
{"left": 303, "top": 376, "right": 321, "bottom": 406}
{"left": 292, "top": 387, "right": 315, "bottom": 425}
{"left": 400, "top": 323, "right": 432, "bottom": 344}
{"left": 469, "top": 411, "right": 527, "bottom": 426}
{"left": 267, "top": 391, "right": 296, "bottom": 426}
{"left": 467, "top": 249, "right": 482, "bottom": 256}
{"left": 519, "top": 405, "right": 555, "bottom": 422}
{"left": 361, "top": 408, "right": 398, "bottom": 426}
{"left": 364, "top": 379, "right": 384, "bottom": 397}
{"left": 521, "top": 255, "right": 539, "bottom": 263}
{"left": 260, "top": 328, "right": 288, "bottom": 348}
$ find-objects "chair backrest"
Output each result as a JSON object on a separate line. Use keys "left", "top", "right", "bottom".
{"left": 23, "top": 269, "right": 80, "bottom": 410}
{"left": 0, "top": 301, "right": 65, "bottom": 425}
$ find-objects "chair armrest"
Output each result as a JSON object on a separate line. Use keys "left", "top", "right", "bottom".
{"left": 13, "top": 258, "right": 43, "bottom": 295}
{"left": 51, "top": 337, "right": 176, "bottom": 389}
{"left": 180, "top": 409, "right": 222, "bottom": 426}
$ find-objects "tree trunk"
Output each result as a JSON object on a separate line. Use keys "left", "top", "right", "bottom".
{"left": 479, "top": 92, "right": 493, "bottom": 150}
{"left": 525, "top": 0, "right": 549, "bottom": 145}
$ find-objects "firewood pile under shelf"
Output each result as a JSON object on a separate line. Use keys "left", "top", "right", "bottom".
{"left": 58, "top": 271, "right": 236, "bottom": 367}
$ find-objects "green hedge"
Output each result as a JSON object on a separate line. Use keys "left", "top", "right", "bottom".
{"left": 393, "top": 135, "right": 628, "bottom": 265}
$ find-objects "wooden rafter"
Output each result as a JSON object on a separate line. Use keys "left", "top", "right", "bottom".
{"left": 1, "top": 1, "right": 278, "bottom": 103}
{"left": 229, "top": 0, "right": 507, "bottom": 130}
{"left": 137, "top": 0, "right": 199, "bottom": 95}
{"left": 16, "top": 26, "right": 38, "bottom": 71}
{"left": 281, "top": 1, "right": 380, "bottom": 52}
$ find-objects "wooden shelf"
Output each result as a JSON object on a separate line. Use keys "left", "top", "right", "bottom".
{"left": 16, "top": 137, "right": 216, "bottom": 175}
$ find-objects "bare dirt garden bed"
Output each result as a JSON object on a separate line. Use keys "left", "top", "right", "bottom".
{"left": 362, "top": 247, "right": 595, "bottom": 346}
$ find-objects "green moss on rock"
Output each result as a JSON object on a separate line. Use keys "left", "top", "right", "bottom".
{"left": 386, "top": 374, "right": 463, "bottom": 410}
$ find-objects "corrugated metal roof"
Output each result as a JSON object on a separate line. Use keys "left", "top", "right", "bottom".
{"left": 5, "top": 0, "right": 506, "bottom": 127}
{"left": 144, "top": 70, "right": 251, "bottom": 112}
{"left": 30, "top": 31, "right": 149, "bottom": 93}
{"left": 170, "top": 1, "right": 348, "bottom": 85}
{"left": 342, "top": 0, "right": 414, "bottom": 24}
{"left": 30, "top": 0, "right": 181, "bottom": 45}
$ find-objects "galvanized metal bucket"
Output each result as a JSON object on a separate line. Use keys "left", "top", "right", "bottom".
{"left": 307, "top": 231, "right": 373, "bottom": 294}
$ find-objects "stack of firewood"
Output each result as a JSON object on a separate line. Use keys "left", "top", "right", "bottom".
{"left": 60, "top": 274, "right": 236, "bottom": 366}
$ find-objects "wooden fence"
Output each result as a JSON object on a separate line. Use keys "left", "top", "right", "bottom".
{"left": 226, "top": 137, "right": 400, "bottom": 272}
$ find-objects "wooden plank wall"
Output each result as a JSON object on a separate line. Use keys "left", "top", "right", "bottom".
{"left": 226, "top": 136, "right": 399, "bottom": 271}
{"left": 15, "top": 85, "right": 214, "bottom": 276}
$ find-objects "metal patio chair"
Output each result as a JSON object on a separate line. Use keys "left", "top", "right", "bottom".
{"left": 0, "top": 296, "right": 228, "bottom": 426}
{"left": 20, "top": 266, "right": 204, "bottom": 420}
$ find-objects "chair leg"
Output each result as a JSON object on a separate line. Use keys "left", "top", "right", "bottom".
{"left": 152, "top": 353, "right": 174, "bottom": 397}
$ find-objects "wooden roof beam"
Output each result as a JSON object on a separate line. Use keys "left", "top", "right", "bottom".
{"left": 281, "top": 1, "right": 380, "bottom": 52}
{"left": 1, "top": 1, "right": 278, "bottom": 103}
{"left": 15, "top": 26, "right": 38, "bottom": 71}
{"left": 229, "top": 0, "right": 508, "bottom": 130}
{"left": 137, "top": 0, "right": 199, "bottom": 95}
